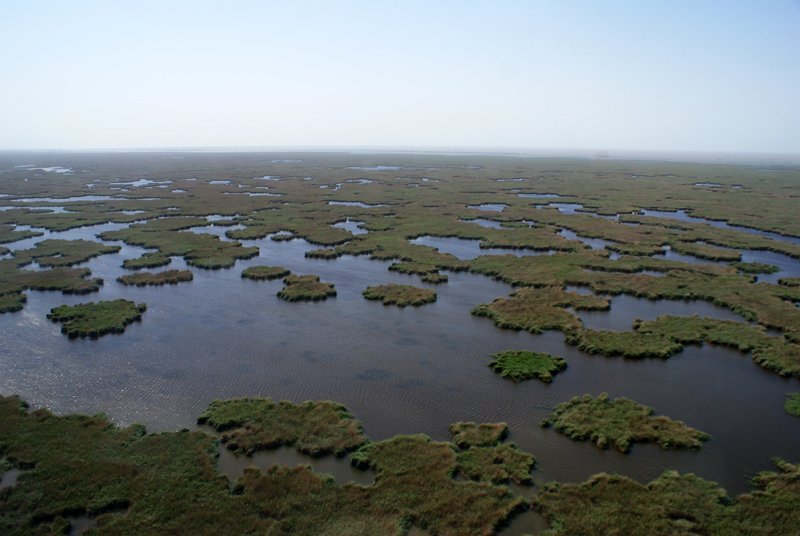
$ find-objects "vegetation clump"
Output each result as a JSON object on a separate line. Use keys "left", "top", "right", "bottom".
{"left": 731, "top": 261, "right": 780, "bottom": 274}
{"left": 449, "top": 421, "right": 508, "bottom": 448}
{"left": 47, "top": 299, "right": 147, "bottom": 338}
{"left": 197, "top": 398, "right": 365, "bottom": 456}
{"left": 122, "top": 252, "right": 171, "bottom": 270}
{"left": 541, "top": 393, "right": 709, "bottom": 452}
{"left": 241, "top": 265, "right": 290, "bottom": 280}
{"left": 786, "top": 393, "right": 800, "bottom": 417}
{"left": 117, "top": 269, "right": 193, "bottom": 286}
{"left": 0, "top": 291, "right": 26, "bottom": 313}
{"left": 277, "top": 274, "right": 336, "bottom": 301}
{"left": 12, "top": 239, "right": 120, "bottom": 268}
{"left": 305, "top": 248, "right": 341, "bottom": 260}
{"left": 489, "top": 350, "right": 567, "bottom": 383}
{"left": 534, "top": 459, "right": 800, "bottom": 536}
{"left": 362, "top": 284, "right": 436, "bottom": 307}
{"left": 421, "top": 272, "right": 448, "bottom": 284}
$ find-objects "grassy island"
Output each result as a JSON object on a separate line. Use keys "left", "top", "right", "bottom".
{"left": 421, "top": 272, "right": 448, "bottom": 284}
{"left": 362, "top": 284, "right": 436, "bottom": 307}
{"left": 731, "top": 261, "right": 780, "bottom": 274}
{"left": 117, "top": 269, "right": 193, "bottom": 286}
{"left": 305, "top": 248, "right": 341, "bottom": 260}
{"left": 786, "top": 393, "right": 800, "bottom": 417}
{"left": 0, "top": 291, "right": 26, "bottom": 313}
{"left": 198, "top": 398, "right": 366, "bottom": 456}
{"left": 47, "top": 299, "right": 147, "bottom": 338}
{"left": 541, "top": 393, "right": 709, "bottom": 452}
{"left": 277, "top": 274, "right": 336, "bottom": 301}
{"left": 240, "top": 265, "right": 290, "bottom": 280}
{"left": 121, "top": 252, "right": 171, "bottom": 270}
{"left": 489, "top": 350, "right": 567, "bottom": 383}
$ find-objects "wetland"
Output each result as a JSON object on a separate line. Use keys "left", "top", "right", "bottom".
{"left": 0, "top": 151, "right": 799, "bottom": 534}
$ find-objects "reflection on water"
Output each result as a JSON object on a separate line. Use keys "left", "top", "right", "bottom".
{"left": 332, "top": 218, "right": 368, "bottom": 235}
{"left": 558, "top": 229, "right": 613, "bottom": 250}
{"left": 468, "top": 203, "right": 507, "bottom": 212}
{"left": 410, "top": 236, "right": 555, "bottom": 260}
{"left": 0, "top": 222, "right": 799, "bottom": 497}
{"left": 577, "top": 294, "right": 749, "bottom": 331}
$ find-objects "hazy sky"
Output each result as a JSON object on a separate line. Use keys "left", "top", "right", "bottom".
{"left": 1, "top": 1, "right": 798, "bottom": 153}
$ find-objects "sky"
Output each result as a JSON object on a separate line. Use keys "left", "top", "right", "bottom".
{"left": 1, "top": 1, "right": 798, "bottom": 154}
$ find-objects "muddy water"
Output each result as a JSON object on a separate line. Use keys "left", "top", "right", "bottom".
{"left": 1, "top": 221, "right": 799, "bottom": 502}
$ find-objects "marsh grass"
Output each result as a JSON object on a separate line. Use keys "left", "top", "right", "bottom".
{"left": 121, "top": 252, "right": 171, "bottom": 270}
{"left": 47, "top": 299, "right": 147, "bottom": 338}
{"left": 362, "top": 284, "right": 436, "bottom": 307}
{"left": 0, "top": 292, "right": 26, "bottom": 313}
{"left": 731, "top": 261, "right": 780, "bottom": 274}
{"left": 277, "top": 274, "right": 336, "bottom": 301}
{"left": 240, "top": 265, "right": 290, "bottom": 280}
{"left": 534, "top": 460, "right": 800, "bottom": 536}
{"left": 116, "top": 269, "right": 192, "bottom": 286}
{"left": 197, "top": 398, "right": 366, "bottom": 456}
{"left": 542, "top": 393, "right": 709, "bottom": 452}
{"left": 489, "top": 350, "right": 567, "bottom": 382}
{"left": 785, "top": 393, "right": 800, "bottom": 417}
{"left": 449, "top": 422, "right": 508, "bottom": 448}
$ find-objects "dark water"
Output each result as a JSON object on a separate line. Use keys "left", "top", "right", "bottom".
{"left": 558, "top": 229, "right": 614, "bottom": 250}
{"left": 1, "top": 220, "right": 799, "bottom": 502}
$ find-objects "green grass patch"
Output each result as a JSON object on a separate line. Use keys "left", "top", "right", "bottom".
{"left": 541, "top": 393, "right": 709, "bottom": 452}
{"left": 0, "top": 292, "right": 26, "bottom": 313}
{"left": 731, "top": 261, "right": 780, "bottom": 274}
{"left": 117, "top": 269, "right": 192, "bottom": 286}
{"left": 362, "top": 284, "right": 436, "bottom": 307}
{"left": 277, "top": 274, "right": 336, "bottom": 301}
{"left": 240, "top": 265, "right": 290, "bottom": 280}
{"left": 449, "top": 422, "right": 508, "bottom": 448}
{"left": 786, "top": 393, "right": 800, "bottom": 417}
{"left": 489, "top": 350, "right": 567, "bottom": 382}
{"left": 534, "top": 459, "right": 800, "bottom": 536}
{"left": 198, "top": 398, "right": 366, "bottom": 456}
{"left": 47, "top": 299, "right": 147, "bottom": 338}
{"left": 121, "top": 252, "right": 171, "bottom": 270}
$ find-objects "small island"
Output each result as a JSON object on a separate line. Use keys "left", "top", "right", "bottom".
{"left": 448, "top": 421, "right": 534, "bottom": 485}
{"left": 363, "top": 284, "right": 436, "bottom": 307}
{"left": 786, "top": 393, "right": 800, "bottom": 417}
{"left": 47, "top": 299, "right": 147, "bottom": 338}
{"left": 277, "top": 274, "right": 336, "bottom": 301}
{"left": 241, "top": 265, "right": 291, "bottom": 281}
{"left": 117, "top": 269, "right": 193, "bottom": 286}
{"left": 122, "top": 252, "right": 172, "bottom": 270}
{"left": 0, "top": 292, "right": 26, "bottom": 313}
{"left": 541, "top": 393, "right": 709, "bottom": 452}
{"left": 489, "top": 350, "right": 567, "bottom": 383}
{"left": 731, "top": 261, "right": 780, "bottom": 274}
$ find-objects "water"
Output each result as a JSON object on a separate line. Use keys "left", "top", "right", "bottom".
{"left": 332, "top": 219, "right": 368, "bottom": 235}
{"left": 558, "top": 229, "right": 614, "bottom": 250}
{"left": 0, "top": 468, "right": 22, "bottom": 489}
{"left": 0, "top": 222, "right": 799, "bottom": 499}
{"left": 328, "top": 201, "right": 388, "bottom": 208}
{"left": 410, "top": 236, "right": 556, "bottom": 260}
{"left": 468, "top": 203, "right": 507, "bottom": 212}
{"left": 576, "top": 294, "right": 749, "bottom": 331}
{"left": 461, "top": 218, "right": 504, "bottom": 229}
